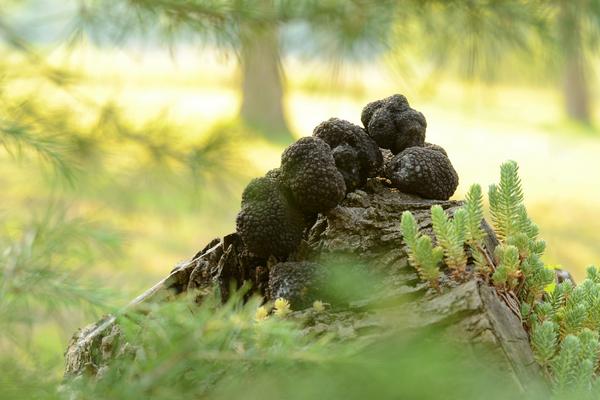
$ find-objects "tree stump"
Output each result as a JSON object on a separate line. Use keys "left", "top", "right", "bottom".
{"left": 64, "top": 179, "right": 544, "bottom": 393}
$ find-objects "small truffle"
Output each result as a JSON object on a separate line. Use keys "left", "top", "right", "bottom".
{"left": 268, "top": 261, "right": 326, "bottom": 309}
{"left": 331, "top": 144, "right": 361, "bottom": 191}
{"left": 280, "top": 137, "right": 346, "bottom": 214}
{"left": 424, "top": 142, "right": 448, "bottom": 157}
{"left": 313, "top": 118, "right": 383, "bottom": 192}
{"left": 265, "top": 168, "right": 282, "bottom": 181}
{"left": 236, "top": 176, "right": 305, "bottom": 258}
{"left": 385, "top": 146, "right": 458, "bottom": 200}
{"left": 361, "top": 94, "right": 427, "bottom": 154}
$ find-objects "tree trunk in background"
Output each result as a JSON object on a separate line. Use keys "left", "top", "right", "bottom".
{"left": 559, "top": 3, "right": 591, "bottom": 124}
{"left": 239, "top": 22, "right": 293, "bottom": 143}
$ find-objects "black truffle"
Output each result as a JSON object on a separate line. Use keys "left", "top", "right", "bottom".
{"left": 385, "top": 146, "right": 458, "bottom": 200}
{"left": 361, "top": 94, "right": 427, "bottom": 154}
{"left": 280, "top": 137, "right": 346, "bottom": 214}
{"left": 268, "top": 261, "right": 326, "bottom": 309}
{"left": 265, "top": 168, "right": 282, "bottom": 181}
{"left": 236, "top": 176, "right": 305, "bottom": 258}
{"left": 331, "top": 144, "right": 361, "bottom": 191}
{"left": 313, "top": 118, "right": 383, "bottom": 192}
{"left": 424, "top": 142, "right": 448, "bottom": 157}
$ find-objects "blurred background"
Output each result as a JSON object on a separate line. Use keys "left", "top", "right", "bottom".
{"left": 1, "top": 0, "right": 600, "bottom": 394}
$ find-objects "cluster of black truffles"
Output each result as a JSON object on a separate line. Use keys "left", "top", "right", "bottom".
{"left": 236, "top": 94, "right": 459, "bottom": 259}
{"left": 361, "top": 94, "right": 427, "bottom": 154}
{"left": 313, "top": 118, "right": 382, "bottom": 192}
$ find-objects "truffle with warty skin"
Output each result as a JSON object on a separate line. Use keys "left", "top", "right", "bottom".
{"left": 361, "top": 94, "right": 427, "bottom": 154}
{"left": 268, "top": 261, "right": 326, "bottom": 309}
{"left": 280, "top": 136, "right": 346, "bottom": 214}
{"left": 424, "top": 142, "right": 448, "bottom": 157}
{"left": 236, "top": 176, "right": 305, "bottom": 258}
{"left": 385, "top": 146, "right": 458, "bottom": 200}
{"left": 265, "top": 167, "right": 282, "bottom": 181}
{"left": 331, "top": 144, "right": 361, "bottom": 191}
{"left": 313, "top": 118, "right": 383, "bottom": 192}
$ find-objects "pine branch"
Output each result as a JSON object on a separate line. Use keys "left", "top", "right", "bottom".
{"left": 0, "top": 117, "right": 77, "bottom": 182}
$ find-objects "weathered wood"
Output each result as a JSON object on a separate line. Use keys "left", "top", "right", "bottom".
{"left": 64, "top": 178, "right": 545, "bottom": 393}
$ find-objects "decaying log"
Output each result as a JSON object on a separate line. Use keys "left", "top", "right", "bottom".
{"left": 64, "top": 179, "right": 544, "bottom": 393}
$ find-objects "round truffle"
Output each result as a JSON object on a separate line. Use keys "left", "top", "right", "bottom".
{"left": 280, "top": 137, "right": 346, "bottom": 214}
{"left": 268, "top": 261, "right": 326, "bottom": 309}
{"left": 313, "top": 118, "right": 383, "bottom": 192}
{"left": 331, "top": 144, "right": 361, "bottom": 191}
{"left": 424, "top": 142, "right": 448, "bottom": 157}
{"left": 361, "top": 94, "right": 427, "bottom": 154}
{"left": 265, "top": 167, "right": 282, "bottom": 181}
{"left": 385, "top": 146, "right": 458, "bottom": 200}
{"left": 236, "top": 176, "right": 305, "bottom": 258}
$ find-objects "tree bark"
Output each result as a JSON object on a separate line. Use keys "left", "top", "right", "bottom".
{"left": 239, "top": 19, "right": 293, "bottom": 143}
{"left": 559, "top": 2, "right": 591, "bottom": 124}
{"left": 64, "top": 179, "right": 547, "bottom": 394}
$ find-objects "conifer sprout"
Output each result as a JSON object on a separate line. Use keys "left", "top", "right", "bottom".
{"left": 551, "top": 335, "right": 582, "bottom": 392}
{"left": 524, "top": 265, "right": 600, "bottom": 394}
{"left": 491, "top": 245, "right": 521, "bottom": 290}
{"left": 563, "top": 303, "right": 587, "bottom": 337}
{"left": 534, "top": 302, "right": 555, "bottom": 323}
{"left": 548, "top": 281, "right": 573, "bottom": 315}
{"left": 313, "top": 118, "right": 383, "bottom": 192}
{"left": 587, "top": 265, "right": 600, "bottom": 284}
{"left": 280, "top": 136, "right": 346, "bottom": 215}
{"left": 531, "top": 320, "right": 558, "bottom": 367}
{"left": 400, "top": 211, "right": 442, "bottom": 290}
{"left": 464, "top": 184, "right": 485, "bottom": 244}
{"left": 360, "top": 94, "right": 427, "bottom": 154}
{"left": 430, "top": 205, "right": 468, "bottom": 279}
{"left": 488, "top": 160, "right": 525, "bottom": 242}
{"left": 414, "top": 236, "right": 444, "bottom": 291}
{"left": 463, "top": 184, "right": 491, "bottom": 277}
{"left": 400, "top": 211, "right": 420, "bottom": 265}
{"left": 385, "top": 147, "right": 459, "bottom": 200}
{"left": 396, "top": 159, "right": 600, "bottom": 394}
{"left": 578, "top": 329, "right": 600, "bottom": 366}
